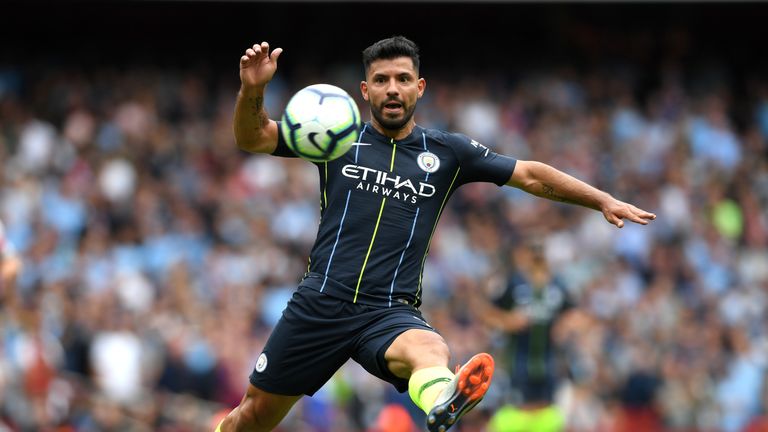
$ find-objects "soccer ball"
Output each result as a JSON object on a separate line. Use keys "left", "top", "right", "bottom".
{"left": 280, "top": 83, "right": 361, "bottom": 162}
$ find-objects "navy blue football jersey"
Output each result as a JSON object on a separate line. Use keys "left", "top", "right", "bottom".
{"left": 273, "top": 122, "right": 516, "bottom": 308}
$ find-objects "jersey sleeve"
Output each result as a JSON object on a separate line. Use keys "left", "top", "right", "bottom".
{"left": 450, "top": 133, "right": 516, "bottom": 186}
{"left": 270, "top": 121, "right": 301, "bottom": 158}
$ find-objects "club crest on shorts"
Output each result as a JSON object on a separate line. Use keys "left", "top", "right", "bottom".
{"left": 255, "top": 353, "right": 268, "bottom": 373}
{"left": 417, "top": 152, "right": 440, "bottom": 173}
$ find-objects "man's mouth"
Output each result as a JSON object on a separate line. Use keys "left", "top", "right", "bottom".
{"left": 383, "top": 101, "right": 403, "bottom": 113}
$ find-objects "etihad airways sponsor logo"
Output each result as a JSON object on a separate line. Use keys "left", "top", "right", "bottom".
{"left": 342, "top": 164, "right": 435, "bottom": 204}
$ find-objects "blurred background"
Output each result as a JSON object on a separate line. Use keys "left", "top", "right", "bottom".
{"left": 1, "top": 1, "right": 767, "bottom": 431}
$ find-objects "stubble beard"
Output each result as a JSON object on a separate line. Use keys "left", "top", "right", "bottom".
{"left": 370, "top": 102, "right": 417, "bottom": 133}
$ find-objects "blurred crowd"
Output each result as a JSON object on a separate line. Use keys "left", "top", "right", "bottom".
{"left": 1, "top": 45, "right": 767, "bottom": 432}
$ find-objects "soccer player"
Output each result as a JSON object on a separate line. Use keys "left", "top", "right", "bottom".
{"left": 216, "top": 36, "right": 656, "bottom": 432}
{"left": 471, "top": 242, "right": 587, "bottom": 432}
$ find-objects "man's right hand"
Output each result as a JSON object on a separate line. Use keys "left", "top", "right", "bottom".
{"left": 240, "top": 41, "right": 283, "bottom": 90}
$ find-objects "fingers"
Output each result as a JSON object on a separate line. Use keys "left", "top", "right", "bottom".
{"left": 250, "top": 42, "right": 267, "bottom": 61}
{"left": 605, "top": 204, "right": 657, "bottom": 228}
{"left": 607, "top": 213, "right": 625, "bottom": 228}
{"left": 625, "top": 206, "right": 656, "bottom": 225}
{"left": 638, "top": 209, "right": 657, "bottom": 221}
{"left": 242, "top": 45, "right": 264, "bottom": 65}
{"left": 240, "top": 41, "right": 281, "bottom": 66}
{"left": 270, "top": 47, "right": 283, "bottom": 63}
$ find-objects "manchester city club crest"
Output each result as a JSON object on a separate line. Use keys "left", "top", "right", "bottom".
{"left": 417, "top": 152, "right": 440, "bottom": 173}
{"left": 255, "top": 352, "right": 268, "bottom": 373}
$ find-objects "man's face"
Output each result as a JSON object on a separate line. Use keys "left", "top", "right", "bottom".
{"left": 361, "top": 57, "right": 425, "bottom": 132}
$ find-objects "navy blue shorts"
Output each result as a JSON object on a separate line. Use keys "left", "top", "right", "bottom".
{"left": 249, "top": 285, "right": 437, "bottom": 396}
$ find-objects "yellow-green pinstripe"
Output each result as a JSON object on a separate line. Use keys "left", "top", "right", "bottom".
{"left": 323, "top": 162, "right": 328, "bottom": 208}
{"left": 415, "top": 167, "right": 461, "bottom": 301}
{"left": 353, "top": 139, "right": 397, "bottom": 302}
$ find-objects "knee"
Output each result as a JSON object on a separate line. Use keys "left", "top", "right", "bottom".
{"left": 401, "top": 330, "right": 451, "bottom": 366}
{"left": 420, "top": 334, "right": 450, "bottom": 360}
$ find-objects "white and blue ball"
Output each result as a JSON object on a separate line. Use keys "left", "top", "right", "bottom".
{"left": 280, "top": 84, "right": 361, "bottom": 162}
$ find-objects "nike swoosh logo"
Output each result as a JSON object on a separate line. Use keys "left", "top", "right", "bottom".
{"left": 350, "top": 142, "right": 372, "bottom": 146}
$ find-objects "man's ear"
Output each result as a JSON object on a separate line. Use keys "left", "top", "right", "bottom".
{"left": 360, "top": 81, "right": 369, "bottom": 101}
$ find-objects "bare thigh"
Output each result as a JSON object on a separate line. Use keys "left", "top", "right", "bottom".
{"left": 384, "top": 328, "right": 451, "bottom": 378}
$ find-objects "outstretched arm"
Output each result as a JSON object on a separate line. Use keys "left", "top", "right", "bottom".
{"left": 469, "top": 294, "right": 532, "bottom": 333}
{"left": 507, "top": 160, "right": 656, "bottom": 228}
{"left": 233, "top": 41, "right": 283, "bottom": 154}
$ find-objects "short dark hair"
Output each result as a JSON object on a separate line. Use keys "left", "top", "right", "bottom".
{"left": 362, "top": 36, "right": 420, "bottom": 74}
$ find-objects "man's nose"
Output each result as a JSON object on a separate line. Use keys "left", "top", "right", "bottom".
{"left": 386, "top": 79, "right": 399, "bottom": 95}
